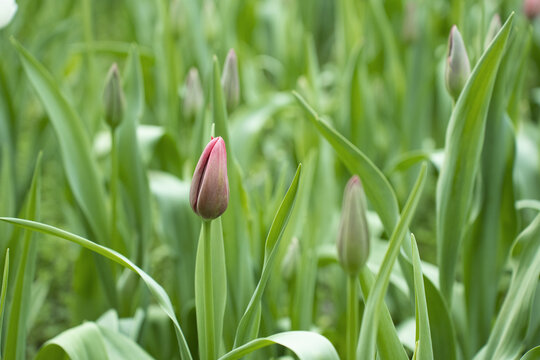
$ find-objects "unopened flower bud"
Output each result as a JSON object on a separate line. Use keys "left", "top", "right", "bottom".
{"left": 445, "top": 26, "right": 471, "bottom": 102}
{"left": 525, "top": 0, "right": 540, "bottom": 20}
{"left": 337, "top": 176, "right": 370, "bottom": 275}
{"left": 282, "top": 237, "right": 300, "bottom": 281}
{"left": 103, "top": 63, "right": 125, "bottom": 129}
{"left": 190, "top": 137, "right": 229, "bottom": 220}
{"left": 0, "top": 0, "right": 17, "bottom": 29}
{"left": 183, "top": 68, "right": 204, "bottom": 120}
{"left": 484, "top": 14, "right": 501, "bottom": 50}
{"left": 221, "top": 49, "right": 240, "bottom": 112}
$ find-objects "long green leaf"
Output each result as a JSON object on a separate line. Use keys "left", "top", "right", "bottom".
{"left": 357, "top": 163, "right": 427, "bottom": 359}
{"left": 234, "top": 164, "right": 302, "bottom": 346}
{"left": 220, "top": 331, "right": 339, "bottom": 360}
{"left": 0, "top": 249, "right": 9, "bottom": 357}
{"left": 474, "top": 213, "right": 540, "bottom": 360}
{"left": 0, "top": 218, "right": 193, "bottom": 360}
{"left": 436, "top": 13, "right": 514, "bottom": 301}
{"left": 521, "top": 346, "right": 540, "bottom": 360}
{"left": 4, "top": 154, "right": 41, "bottom": 360}
{"left": 35, "top": 322, "right": 153, "bottom": 360}
{"left": 411, "top": 234, "right": 433, "bottom": 360}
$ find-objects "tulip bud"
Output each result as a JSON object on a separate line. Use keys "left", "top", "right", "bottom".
{"left": 484, "top": 14, "right": 501, "bottom": 51}
{"left": 337, "top": 176, "right": 370, "bottom": 275}
{"left": 445, "top": 26, "right": 471, "bottom": 102}
{"left": 0, "top": 0, "right": 17, "bottom": 29}
{"left": 183, "top": 67, "right": 204, "bottom": 120}
{"left": 190, "top": 137, "right": 229, "bottom": 220}
{"left": 525, "top": 0, "right": 540, "bottom": 20}
{"left": 103, "top": 63, "right": 125, "bottom": 129}
{"left": 221, "top": 49, "right": 240, "bottom": 112}
{"left": 282, "top": 237, "right": 300, "bottom": 281}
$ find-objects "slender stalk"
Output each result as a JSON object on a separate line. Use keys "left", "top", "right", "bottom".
{"left": 346, "top": 274, "right": 359, "bottom": 360}
{"left": 110, "top": 128, "right": 119, "bottom": 250}
{"left": 203, "top": 220, "right": 215, "bottom": 360}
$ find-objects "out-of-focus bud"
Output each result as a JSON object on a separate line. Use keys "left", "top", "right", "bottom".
{"left": 282, "top": 237, "right": 300, "bottom": 281}
{"left": 445, "top": 26, "right": 471, "bottom": 102}
{"left": 103, "top": 63, "right": 125, "bottom": 129}
{"left": 402, "top": 2, "right": 418, "bottom": 43}
{"left": 337, "top": 176, "right": 370, "bottom": 276}
{"left": 525, "top": 0, "right": 540, "bottom": 20}
{"left": 190, "top": 137, "right": 229, "bottom": 220}
{"left": 221, "top": 49, "right": 240, "bottom": 112}
{"left": 484, "top": 14, "right": 501, "bottom": 50}
{"left": 183, "top": 67, "right": 204, "bottom": 120}
{"left": 0, "top": 0, "right": 17, "bottom": 29}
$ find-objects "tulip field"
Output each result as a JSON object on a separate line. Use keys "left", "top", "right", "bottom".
{"left": 2, "top": 0, "right": 540, "bottom": 359}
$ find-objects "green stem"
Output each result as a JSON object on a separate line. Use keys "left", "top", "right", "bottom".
{"left": 346, "top": 274, "right": 358, "bottom": 360}
{"left": 110, "top": 128, "right": 118, "bottom": 250}
{"left": 203, "top": 220, "right": 215, "bottom": 360}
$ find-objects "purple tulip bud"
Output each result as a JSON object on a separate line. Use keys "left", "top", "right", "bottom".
{"left": 190, "top": 137, "right": 229, "bottom": 220}
{"left": 337, "top": 176, "right": 370, "bottom": 275}
{"left": 445, "top": 26, "right": 471, "bottom": 102}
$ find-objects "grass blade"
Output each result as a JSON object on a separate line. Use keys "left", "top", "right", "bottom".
{"left": 411, "top": 234, "right": 433, "bottom": 360}
{"left": 0, "top": 249, "right": 9, "bottom": 356}
{"left": 234, "top": 164, "right": 302, "bottom": 346}
{"left": 0, "top": 218, "right": 194, "bottom": 360}
{"left": 357, "top": 163, "right": 427, "bottom": 359}
{"left": 4, "top": 154, "right": 41, "bottom": 360}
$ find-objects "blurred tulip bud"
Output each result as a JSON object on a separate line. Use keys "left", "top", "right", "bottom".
{"left": 337, "top": 176, "right": 370, "bottom": 275}
{"left": 445, "top": 26, "right": 471, "bottom": 102}
{"left": 525, "top": 0, "right": 540, "bottom": 20}
{"left": 484, "top": 14, "right": 501, "bottom": 50}
{"left": 221, "top": 49, "right": 240, "bottom": 112}
{"left": 183, "top": 67, "right": 204, "bottom": 120}
{"left": 103, "top": 63, "right": 125, "bottom": 129}
{"left": 282, "top": 237, "right": 300, "bottom": 281}
{"left": 0, "top": 0, "right": 17, "bottom": 29}
{"left": 190, "top": 137, "right": 229, "bottom": 220}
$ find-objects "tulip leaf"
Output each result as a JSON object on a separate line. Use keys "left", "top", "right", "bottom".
{"left": 473, "top": 213, "right": 540, "bottom": 360}
{"left": 0, "top": 249, "right": 9, "bottom": 354}
{"left": 234, "top": 164, "right": 302, "bottom": 347}
{"left": 4, "top": 154, "right": 41, "bottom": 360}
{"left": 436, "top": 13, "right": 513, "bottom": 301}
{"left": 520, "top": 346, "right": 540, "bottom": 360}
{"left": 411, "top": 234, "right": 433, "bottom": 360}
{"left": 357, "top": 163, "right": 427, "bottom": 359}
{"left": 35, "top": 322, "right": 153, "bottom": 360}
{"left": 220, "top": 331, "right": 339, "bottom": 360}
{"left": 0, "top": 217, "right": 194, "bottom": 360}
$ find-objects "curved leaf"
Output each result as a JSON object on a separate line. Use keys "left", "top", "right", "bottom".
{"left": 220, "top": 331, "right": 339, "bottom": 360}
{"left": 234, "top": 164, "right": 302, "bottom": 346}
{"left": 0, "top": 217, "right": 193, "bottom": 360}
{"left": 35, "top": 322, "right": 153, "bottom": 360}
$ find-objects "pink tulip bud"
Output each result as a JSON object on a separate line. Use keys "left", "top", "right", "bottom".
{"left": 525, "top": 0, "right": 540, "bottom": 19}
{"left": 190, "top": 137, "right": 229, "bottom": 220}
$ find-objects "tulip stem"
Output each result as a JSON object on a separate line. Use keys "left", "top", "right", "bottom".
{"left": 202, "top": 220, "right": 216, "bottom": 360}
{"left": 110, "top": 128, "right": 119, "bottom": 250}
{"left": 346, "top": 274, "right": 359, "bottom": 360}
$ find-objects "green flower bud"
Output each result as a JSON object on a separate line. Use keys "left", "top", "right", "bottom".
{"left": 221, "top": 49, "right": 240, "bottom": 112}
{"left": 183, "top": 67, "right": 204, "bottom": 120}
{"left": 445, "top": 26, "right": 471, "bottom": 102}
{"left": 337, "top": 176, "right": 370, "bottom": 275}
{"left": 103, "top": 63, "right": 125, "bottom": 129}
